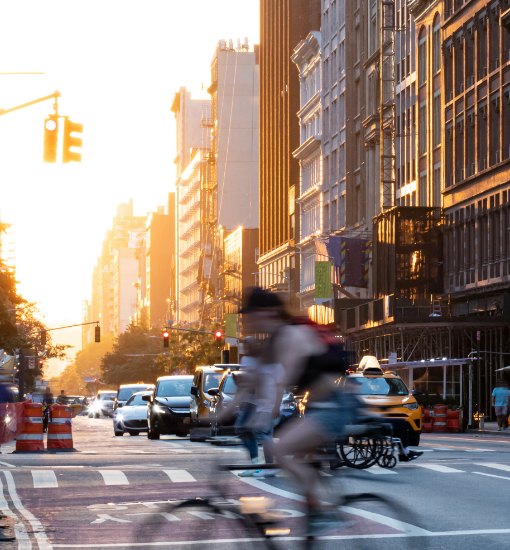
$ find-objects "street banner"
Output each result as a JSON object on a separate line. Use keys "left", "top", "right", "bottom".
{"left": 225, "top": 313, "right": 238, "bottom": 338}
{"left": 327, "top": 236, "right": 370, "bottom": 288}
{"left": 315, "top": 261, "right": 332, "bottom": 299}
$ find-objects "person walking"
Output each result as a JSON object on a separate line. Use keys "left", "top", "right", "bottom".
{"left": 492, "top": 379, "right": 510, "bottom": 431}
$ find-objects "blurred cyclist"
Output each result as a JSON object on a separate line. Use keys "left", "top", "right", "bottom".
{"left": 240, "top": 287, "right": 362, "bottom": 534}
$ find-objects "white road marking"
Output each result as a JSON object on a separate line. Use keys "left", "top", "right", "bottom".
{"left": 32, "top": 470, "right": 58, "bottom": 488}
{"left": 476, "top": 462, "right": 510, "bottom": 472}
{"left": 319, "top": 471, "right": 333, "bottom": 477}
{"left": 98, "top": 471, "right": 129, "bottom": 485}
{"left": 367, "top": 467, "right": 398, "bottom": 475}
{"left": 46, "top": 529, "right": 510, "bottom": 546}
{"left": 235, "top": 475, "right": 430, "bottom": 535}
{"left": 0, "top": 461, "right": 16, "bottom": 467}
{"left": 415, "top": 464, "right": 465, "bottom": 473}
{"left": 2, "top": 470, "right": 53, "bottom": 549}
{"left": 473, "top": 472, "right": 510, "bottom": 481}
{"left": 125, "top": 512, "right": 180, "bottom": 521}
{"left": 81, "top": 451, "right": 97, "bottom": 454}
{"left": 163, "top": 470, "right": 196, "bottom": 483}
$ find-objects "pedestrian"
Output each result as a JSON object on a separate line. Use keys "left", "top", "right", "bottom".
{"left": 491, "top": 379, "right": 510, "bottom": 431}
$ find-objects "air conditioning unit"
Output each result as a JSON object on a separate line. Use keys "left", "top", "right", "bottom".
{"left": 457, "top": 34, "right": 464, "bottom": 47}
{"left": 456, "top": 120, "right": 464, "bottom": 133}
{"left": 446, "top": 42, "right": 453, "bottom": 54}
{"left": 480, "top": 105, "right": 487, "bottom": 119}
{"left": 468, "top": 113, "right": 475, "bottom": 126}
{"left": 491, "top": 96, "right": 500, "bottom": 112}
{"left": 446, "top": 126, "right": 453, "bottom": 139}
{"left": 467, "top": 25, "right": 474, "bottom": 37}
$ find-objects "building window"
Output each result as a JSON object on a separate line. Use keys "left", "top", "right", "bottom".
{"left": 432, "top": 15, "right": 441, "bottom": 74}
{"left": 331, "top": 199, "right": 337, "bottom": 230}
{"left": 339, "top": 193, "right": 346, "bottom": 228}
{"left": 419, "top": 172, "right": 427, "bottom": 206}
{"left": 418, "top": 30, "right": 427, "bottom": 86}
{"left": 433, "top": 93, "right": 441, "bottom": 148}
{"left": 433, "top": 165, "right": 441, "bottom": 206}
{"left": 419, "top": 102, "right": 427, "bottom": 156}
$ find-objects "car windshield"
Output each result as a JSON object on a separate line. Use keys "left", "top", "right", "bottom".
{"left": 98, "top": 392, "right": 116, "bottom": 401}
{"left": 157, "top": 379, "right": 192, "bottom": 397}
{"left": 222, "top": 375, "right": 238, "bottom": 396}
{"left": 203, "top": 373, "right": 223, "bottom": 392}
{"left": 355, "top": 377, "right": 409, "bottom": 396}
{"left": 125, "top": 393, "right": 148, "bottom": 406}
{"left": 118, "top": 387, "right": 144, "bottom": 401}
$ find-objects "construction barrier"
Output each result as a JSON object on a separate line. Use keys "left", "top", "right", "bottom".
{"left": 421, "top": 407, "right": 433, "bottom": 433}
{"left": 47, "top": 404, "right": 74, "bottom": 451}
{"left": 447, "top": 410, "right": 461, "bottom": 433}
{"left": 432, "top": 404, "right": 448, "bottom": 432}
{"left": 16, "top": 403, "right": 44, "bottom": 452}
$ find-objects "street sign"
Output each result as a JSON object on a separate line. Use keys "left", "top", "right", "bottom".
{"left": 388, "top": 352, "right": 397, "bottom": 365}
{"left": 477, "top": 331, "right": 481, "bottom": 341}
{"left": 84, "top": 377, "right": 96, "bottom": 383}
{"left": 28, "top": 359, "right": 35, "bottom": 369}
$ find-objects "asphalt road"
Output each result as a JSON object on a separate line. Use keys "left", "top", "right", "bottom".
{"left": 0, "top": 417, "right": 509, "bottom": 549}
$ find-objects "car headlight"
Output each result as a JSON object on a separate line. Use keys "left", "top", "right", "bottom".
{"left": 115, "top": 414, "right": 124, "bottom": 421}
{"left": 281, "top": 402, "right": 296, "bottom": 410}
{"left": 152, "top": 405, "right": 164, "bottom": 413}
{"left": 403, "top": 402, "right": 419, "bottom": 410}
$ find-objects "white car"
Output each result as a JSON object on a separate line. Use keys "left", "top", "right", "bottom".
{"left": 113, "top": 391, "right": 151, "bottom": 436}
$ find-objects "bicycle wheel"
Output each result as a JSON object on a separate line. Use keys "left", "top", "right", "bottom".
{"left": 338, "top": 436, "right": 381, "bottom": 469}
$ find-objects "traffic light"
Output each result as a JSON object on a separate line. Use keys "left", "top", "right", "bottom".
{"left": 214, "top": 330, "right": 224, "bottom": 346}
{"left": 95, "top": 326, "right": 100, "bottom": 343}
{"left": 40, "top": 330, "right": 47, "bottom": 346}
{"left": 38, "top": 359, "right": 43, "bottom": 368}
{"left": 163, "top": 331, "right": 169, "bottom": 347}
{"left": 62, "top": 118, "right": 83, "bottom": 163}
{"left": 43, "top": 115, "right": 59, "bottom": 163}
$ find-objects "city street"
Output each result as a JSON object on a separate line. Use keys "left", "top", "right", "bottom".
{"left": 0, "top": 418, "right": 508, "bottom": 549}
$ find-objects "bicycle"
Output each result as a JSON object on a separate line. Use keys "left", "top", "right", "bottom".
{"left": 134, "top": 451, "right": 419, "bottom": 549}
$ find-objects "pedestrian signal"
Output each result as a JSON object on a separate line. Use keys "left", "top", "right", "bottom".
{"left": 95, "top": 326, "right": 100, "bottom": 343}
{"left": 43, "top": 116, "right": 59, "bottom": 163}
{"left": 163, "top": 331, "right": 169, "bottom": 348}
{"left": 41, "top": 330, "right": 47, "bottom": 346}
{"left": 62, "top": 118, "right": 83, "bottom": 163}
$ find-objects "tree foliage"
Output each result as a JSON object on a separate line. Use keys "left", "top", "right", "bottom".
{"left": 99, "top": 322, "right": 222, "bottom": 388}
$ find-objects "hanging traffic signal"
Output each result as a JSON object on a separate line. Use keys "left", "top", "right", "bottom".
{"left": 214, "top": 330, "right": 224, "bottom": 346}
{"left": 43, "top": 115, "right": 59, "bottom": 162}
{"left": 38, "top": 359, "right": 43, "bottom": 368}
{"left": 95, "top": 326, "right": 100, "bottom": 343}
{"left": 40, "top": 330, "right": 47, "bottom": 346}
{"left": 62, "top": 118, "right": 83, "bottom": 163}
{"left": 163, "top": 331, "right": 169, "bottom": 347}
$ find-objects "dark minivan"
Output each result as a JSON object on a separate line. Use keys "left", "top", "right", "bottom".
{"left": 144, "top": 375, "right": 193, "bottom": 439}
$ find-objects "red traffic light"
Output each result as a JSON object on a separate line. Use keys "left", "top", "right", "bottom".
{"left": 163, "top": 330, "right": 170, "bottom": 348}
{"left": 215, "top": 330, "right": 223, "bottom": 339}
{"left": 163, "top": 331, "right": 170, "bottom": 338}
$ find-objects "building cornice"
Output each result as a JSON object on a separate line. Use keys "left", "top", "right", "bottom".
{"left": 258, "top": 242, "right": 294, "bottom": 265}
{"left": 291, "top": 31, "right": 321, "bottom": 72}
{"left": 292, "top": 136, "right": 321, "bottom": 160}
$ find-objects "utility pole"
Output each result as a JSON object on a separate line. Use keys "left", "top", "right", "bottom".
{"left": 18, "top": 349, "right": 25, "bottom": 402}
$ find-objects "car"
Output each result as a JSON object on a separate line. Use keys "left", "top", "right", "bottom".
{"left": 144, "top": 375, "right": 194, "bottom": 439}
{"left": 209, "top": 369, "right": 299, "bottom": 435}
{"left": 113, "top": 391, "right": 151, "bottom": 436}
{"left": 341, "top": 362, "right": 422, "bottom": 446}
{"left": 190, "top": 365, "right": 236, "bottom": 427}
{"left": 55, "top": 395, "right": 85, "bottom": 417}
{"left": 89, "top": 390, "right": 117, "bottom": 418}
{"left": 114, "top": 383, "right": 155, "bottom": 411}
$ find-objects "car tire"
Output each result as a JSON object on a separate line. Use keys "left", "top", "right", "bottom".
{"left": 148, "top": 419, "right": 160, "bottom": 440}
{"left": 128, "top": 431, "right": 140, "bottom": 436}
{"left": 408, "top": 431, "right": 421, "bottom": 447}
{"left": 114, "top": 430, "right": 123, "bottom": 437}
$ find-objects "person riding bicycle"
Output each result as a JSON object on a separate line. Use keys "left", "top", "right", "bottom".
{"left": 240, "top": 287, "right": 362, "bottom": 535}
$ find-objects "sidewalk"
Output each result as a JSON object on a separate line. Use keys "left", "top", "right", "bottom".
{"left": 466, "top": 421, "right": 510, "bottom": 436}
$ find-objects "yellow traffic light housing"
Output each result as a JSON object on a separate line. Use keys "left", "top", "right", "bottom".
{"left": 43, "top": 115, "right": 59, "bottom": 163}
{"left": 62, "top": 118, "right": 83, "bottom": 163}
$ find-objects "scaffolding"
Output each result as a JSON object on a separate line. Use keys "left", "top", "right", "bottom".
{"left": 379, "top": 0, "right": 396, "bottom": 211}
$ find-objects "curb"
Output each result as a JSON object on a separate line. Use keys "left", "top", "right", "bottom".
{"left": 466, "top": 429, "right": 510, "bottom": 437}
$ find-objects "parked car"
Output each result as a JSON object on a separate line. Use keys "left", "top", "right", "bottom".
{"left": 209, "top": 369, "right": 299, "bottom": 434}
{"left": 89, "top": 390, "right": 117, "bottom": 418}
{"left": 114, "top": 383, "right": 155, "bottom": 412}
{"left": 190, "top": 365, "right": 237, "bottom": 427}
{"left": 144, "top": 375, "right": 193, "bottom": 439}
{"left": 113, "top": 391, "right": 151, "bottom": 436}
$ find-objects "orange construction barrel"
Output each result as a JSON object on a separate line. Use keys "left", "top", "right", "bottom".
{"left": 47, "top": 405, "right": 74, "bottom": 451}
{"left": 432, "top": 404, "right": 448, "bottom": 432}
{"left": 16, "top": 403, "right": 44, "bottom": 452}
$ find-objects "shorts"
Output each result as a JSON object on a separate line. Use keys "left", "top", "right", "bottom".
{"left": 306, "top": 390, "right": 361, "bottom": 440}
{"left": 495, "top": 406, "right": 508, "bottom": 416}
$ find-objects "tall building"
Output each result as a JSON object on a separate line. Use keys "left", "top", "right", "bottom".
{"left": 291, "top": 31, "right": 323, "bottom": 311}
{"left": 175, "top": 40, "right": 259, "bottom": 327}
{"left": 258, "top": 0, "right": 321, "bottom": 311}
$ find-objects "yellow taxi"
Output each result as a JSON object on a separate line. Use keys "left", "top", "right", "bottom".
{"left": 343, "top": 359, "right": 422, "bottom": 446}
{"left": 190, "top": 365, "right": 233, "bottom": 426}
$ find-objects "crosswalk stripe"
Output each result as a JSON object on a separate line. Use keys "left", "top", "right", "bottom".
{"left": 416, "top": 464, "right": 465, "bottom": 473}
{"left": 475, "top": 463, "right": 510, "bottom": 472}
{"left": 32, "top": 470, "right": 58, "bottom": 488}
{"left": 163, "top": 470, "right": 196, "bottom": 483}
{"left": 98, "top": 470, "right": 129, "bottom": 485}
{"left": 473, "top": 472, "right": 510, "bottom": 481}
{"left": 367, "top": 467, "right": 398, "bottom": 475}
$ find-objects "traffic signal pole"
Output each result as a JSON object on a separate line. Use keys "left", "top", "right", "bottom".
{"left": 0, "top": 91, "right": 61, "bottom": 118}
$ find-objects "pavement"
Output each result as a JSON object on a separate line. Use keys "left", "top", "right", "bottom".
{"left": 0, "top": 417, "right": 509, "bottom": 549}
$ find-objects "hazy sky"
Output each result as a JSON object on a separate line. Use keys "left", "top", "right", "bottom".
{"left": 0, "top": 0, "right": 259, "bottom": 375}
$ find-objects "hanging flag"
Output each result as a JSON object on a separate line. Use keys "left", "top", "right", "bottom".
{"left": 327, "top": 236, "right": 370, "bottom": 288}
{"left": 315, "top": 261, "right": 332, "bottom": 299}
{"left": 314, "top": 238, "right": 329, "bottom": 260}
{"left": 225, "top": 313, "right": 238, "bottom": 338}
